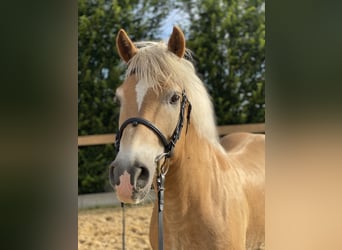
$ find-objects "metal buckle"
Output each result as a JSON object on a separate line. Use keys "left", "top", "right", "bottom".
{"left": 155, "top": 152, "right": 170, "bottom": 176}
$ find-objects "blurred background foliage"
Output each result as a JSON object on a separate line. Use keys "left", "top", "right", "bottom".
{"left": 78, "top": 0, "right": 265, "bottom": 194}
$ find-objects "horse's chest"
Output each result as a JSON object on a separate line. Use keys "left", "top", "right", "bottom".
{"left": 167, "top": 224, "right": 218, "bottom": 249}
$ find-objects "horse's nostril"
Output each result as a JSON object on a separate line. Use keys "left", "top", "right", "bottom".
{"left": 136, "top": 166, "right": 149, "bottom": 189}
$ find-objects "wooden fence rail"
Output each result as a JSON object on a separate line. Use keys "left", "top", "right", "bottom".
{"left": 78, "top": 123, "right": 265, "bottom": 147}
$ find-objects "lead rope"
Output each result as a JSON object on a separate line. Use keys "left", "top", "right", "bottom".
{"left": 157, "top": 172, "right": 165, "bottom": 250}
{"left": 121, "top": 202, "right": 125, "bottom": 250}
{"left": 155, "top": 154, "right": 169, "bottom": 250}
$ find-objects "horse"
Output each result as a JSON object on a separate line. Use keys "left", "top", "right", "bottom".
{"left": 109, "top": 26, "right": 265, "bottom": 250}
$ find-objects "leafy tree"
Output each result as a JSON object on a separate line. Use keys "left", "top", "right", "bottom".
{"left": 179, "top": 0, "right": 265, "bottom": 125}
{"left": 78, "top": 0, "right": 170, "bottom": 194}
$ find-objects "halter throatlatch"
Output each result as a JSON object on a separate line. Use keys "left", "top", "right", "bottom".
{"left": 114, "top": 90, "right": 191, "bottom": 250}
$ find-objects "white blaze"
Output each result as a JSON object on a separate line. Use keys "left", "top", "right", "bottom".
{"left": 135, "top": 79, "right": 149, "bottom": 111}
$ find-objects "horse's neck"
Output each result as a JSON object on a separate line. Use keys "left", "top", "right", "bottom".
{"left": 164, "top": 125, "right": 236, "bottom": 217}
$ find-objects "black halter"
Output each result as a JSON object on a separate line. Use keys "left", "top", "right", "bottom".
{"left": 115, "top": 90, "right": 191, "bottom": 250}
{"left": 115, "top": 90, "right": 192, "bottom": 158}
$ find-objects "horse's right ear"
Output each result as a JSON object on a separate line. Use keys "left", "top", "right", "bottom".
{"left": 116, "top": 29, "right": 138, "bottom": 63}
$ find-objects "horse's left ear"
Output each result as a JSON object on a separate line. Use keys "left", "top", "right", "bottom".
{"left": 168, "top": 26, "right": 186, "bottom": 58}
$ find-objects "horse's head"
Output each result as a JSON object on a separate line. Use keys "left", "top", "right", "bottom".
{"left": 109, "top": 27, "right": 191, "bottom": 203}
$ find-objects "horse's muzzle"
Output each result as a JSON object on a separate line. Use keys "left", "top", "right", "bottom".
{"left": 109, "top": 160, "right": 150, "bottom": 203}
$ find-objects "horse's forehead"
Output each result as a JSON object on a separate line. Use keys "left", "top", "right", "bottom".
{"left": 119, "top": 75, "right": 137, "bottom": 94}
{"left": 118, "top": 75, "right": 153, "bottom": 111}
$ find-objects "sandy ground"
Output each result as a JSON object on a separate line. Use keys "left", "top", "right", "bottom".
{"left": 78, "top": 203, "right": 154, "bottom": 250}
{"left": 79, "top": 203, "right": 265, "bottom": 250}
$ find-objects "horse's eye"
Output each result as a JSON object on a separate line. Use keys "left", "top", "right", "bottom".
{"left": 170, "top": 94, "right": 180, "bottom": 104}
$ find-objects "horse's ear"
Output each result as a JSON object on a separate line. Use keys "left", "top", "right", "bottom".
{"left": 116, "top": 29, "right": 138, "bottom": 63}
{"left": 168, "top": 26, "right": 186, "bottom": 58}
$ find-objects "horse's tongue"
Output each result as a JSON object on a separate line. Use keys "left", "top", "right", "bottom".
{"left": 115, "top": 171, "right": 134, "bottom": 203}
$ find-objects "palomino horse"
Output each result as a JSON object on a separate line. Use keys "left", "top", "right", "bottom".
{"left": 109, "top": 26, "right": 265, "bottom": 250}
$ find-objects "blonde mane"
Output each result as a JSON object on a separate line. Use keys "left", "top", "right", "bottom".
{"left": 125, "top": 41, "right": 221, "bottom": 146}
